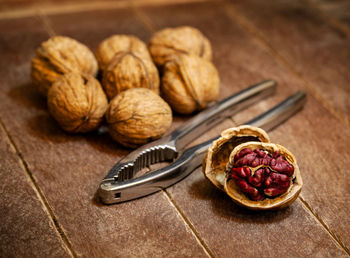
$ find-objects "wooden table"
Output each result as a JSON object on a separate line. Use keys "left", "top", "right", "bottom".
{"left": 1, "top": 0, "right": 349, "bottom": 257}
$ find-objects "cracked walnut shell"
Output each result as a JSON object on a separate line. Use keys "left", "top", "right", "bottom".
{"left": 161, "top": 54, "right": 219, "bottom": 114}
{"left": 106, "top": 88, "right": 172, "bottom": 148}
{"left": 149, "top": 26, "right": 212, "bottom": 66}
{"left": 31, "top": 36, "right": 98, "bottom": 96}
{"left": 203, "top": 126, "right": 270, "bottom": 191}
{"left": 95, "top": 35, "right": 152, "bottom": 71}
{"left": 47, "top": 73, "right": 108, "bottom": 133}
{"left": 102, "top": 51, "right": 160, "bottom": 100}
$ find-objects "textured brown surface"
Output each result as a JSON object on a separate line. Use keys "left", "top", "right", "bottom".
{"left": 311, "top": 0, "right": 350, "bottom": 28}
{"left": 0, "top": 122, "right": 69, "bottom": 257}
{"left": 0, "top": 11, "right": 208, "bottom": 258}
{"left": 0, "top": 0, "right": 350, "bottom": 257}
{"left": 141, "top": 1, "right": 350, "bottom": 255}
{"left": 230, "top": 0, "right": 350, "bottom": 125}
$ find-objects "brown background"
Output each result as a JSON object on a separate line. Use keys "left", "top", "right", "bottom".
{"left": 0, "top": 0, "right": 350, "bottom": 257}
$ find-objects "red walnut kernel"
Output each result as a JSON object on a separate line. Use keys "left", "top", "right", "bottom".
{"left": 231, "top": 148, "right": 293, "bottom": 201}
{"left": 225, "top": 142, "right": 302, "bottom": 210}
{"left": 202, "top": 125, "right": 270, "bottom": 191}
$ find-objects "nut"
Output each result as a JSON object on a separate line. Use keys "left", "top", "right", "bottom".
{"left": 47, "top": 73, "right": 108, "bottom": 133}
{"left": 149, "top": 26, "right": 212, "bottom": 67}
{"left": 225, "top": 142, "right": 302, "bottom": 210}
{"left": 106, "top": 88, "right": 172, "bottom": 148}
{"left": 203, "top": 126, "right": 270, "bottom": 191}
{"left": 95, "top": 35, "right": 152, "bottom": 71}
{"left": 161, "top": 54, "right": 219, "bottom": 114}
{"left": 102, "top": 51, "right": 159, "bottom": 100}
{"left": 31, "top": 36, "right": 98, "bottom": 96}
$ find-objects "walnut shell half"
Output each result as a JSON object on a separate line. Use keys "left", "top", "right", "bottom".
{"left": 202, "top": 126, "right": 270, "bottom": 191}
{"left": 102, "top": 51, "right": 159, "bottom": 100}
{"left": 149, "top": 26, "right": 212, "bottom": 67}
{"left": 31, "top": 36, "right": 98, "bottom": 96}
{"left": 106, "top": 88, "right": 172, "bottom": 148}
{"left": 47, "top": 73, "right": 108, "bottom": 133}
{"left": 224, "top": 142, "right": 302, "bottom": 210}
{"left": 95, "top": 35, "right": 152, "bottom": 71}
{"left": 161, "top": 54, "right": 219, "bottom": 114}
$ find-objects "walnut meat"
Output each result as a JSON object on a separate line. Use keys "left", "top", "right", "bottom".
{"left": 102, "top": 51, "right": 160, "bottom": 100}
{"left": 161, "top": 54, "right": 219, "bottom": 114}
{"left": 225, "top": 142, "right": 302, "bottom": 210}
{"left": 149, "top": 26, "right": 212, "bottom": 67}
{"left": 95, "top": 35, "right": 152, "bottom": 71}
{"left": 31, "top": 36, "right": 98, "bottom": 96}
{"left": 47, "top": 73, "right": 108, "bottom": 133}
{"left": 106, "top": 88, "right": 172, "bottom": 148}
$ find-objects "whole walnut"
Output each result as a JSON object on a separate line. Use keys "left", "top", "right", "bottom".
{"left": 31, "top": 36, "right": 98, "bottom": 96}
{"left": 106, "top": 88, "right": 172, "bottom": 148}
{"left": 102, "top": 51, "right": 160, "bottom": 100}
{"left": 149, "top": 26, "right": 212, "bottom": 67}
{"left": 47, "top": 73, "right": 108, "bottom": 133}
{"left": 161, "top": 54, "right": 220, "bottom": 114}
{"left": 95, "top": 35, "right": 152, "bottom": 71}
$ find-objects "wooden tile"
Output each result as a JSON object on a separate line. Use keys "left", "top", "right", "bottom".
{"left": 0, "top": 14, "right": 208, "bottom": 257}
{"left": 0, "top": 122, "right": 69, "bottom": 257}
{"left": 229, "top": 0, "right": 350, "bottom": 125}
{"left": 43, "top": 6, "right": 150, "bottom": 50}
{"left": 311, "top": 0, "right": 350, "bottom": 28}
{"left": 140, "top": 1, "right": 350, "bottom": 255}
{"left": 1, "top": 1, "right": 350, "bottom": 256}
{"left": 168, "top": 170, "right": 347, "bottom": 257}
{"left": 0, "top": 0, "right": 42, "bottom": 12}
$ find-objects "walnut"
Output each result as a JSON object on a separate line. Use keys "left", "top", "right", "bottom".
{"left": 31, "top": 36, "right": 98, "bottom": 96}
{"left": 106, "top": 88, "right": 172, "bottom": 148}
{"left": 203, "top": 126, "right": 302, "bottom": 210}
{"left": 224, "top": 141, "right": 302, "bottom": 210}
{"left": 161, "top": 54, "right": 220, "bottom": 114}
{"left": 101, "top": 51, "right": 160, "bottom": 100}
{"left": 95, "top": 35, "right": 152, "bottom": 71}
{"left": 149, "top": 26, "right": 212, "bottom": 67}
{"left": 47, "top": 73, "right": 108, "bottom": 133}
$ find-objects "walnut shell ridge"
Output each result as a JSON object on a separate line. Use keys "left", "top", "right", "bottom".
{"left": 47, "top": 73, "right": 108, "bottom": 133}
{"left": 149, "top": 26, "right": 212, "bottom": 67}
{"left": 106, "top": 88, "right": 172, "bottom": 148}
{"left": 224, "top": 142, "right": 303, "bottom": 210}
{"left": 202, "top": 125, "right": 270, "bottom": 191}
{"left": 161, "top": 54, "right": 219, "bottom": 114}
{"left": 31, "top": 36, "right": 98, "bottom": 96}
{"left": 102, "top": 51, "right": 160, "bottom": 100}
{"left": 95, "top": 35, "right": 152, "bottom": 71}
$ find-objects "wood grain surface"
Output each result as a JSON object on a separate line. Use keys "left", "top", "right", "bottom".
{"left": 0, "top": 113, "right": 70, "bottom": 257}
{"left": 230, "top": 0, "right": 350, "bottom": 127}
{"left": 0, "top": 0, "right": 349, "bottom": 257}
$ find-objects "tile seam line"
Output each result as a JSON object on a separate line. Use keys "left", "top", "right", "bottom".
{"left": 0, "top": 0, "right": 213, "bottom": 20}
{"left": 224, "top": 3, "right": 350, "bottom": 254}
{"left": 0, "top": 117, "right": 77, "bottom": 258}
{"left": 142, "top": 169, "right": 214, "bottom": 256}
{"left": 231, "top": 118, "right": 349, "bottom": 255}
{"left": 37, "top": 11, "right": 56, "bottom": 37}
{"left": 222, "top": 1, "right": 350, "bottom": 130}
{"left": 299, "top": 196, "right": 350, "bottom": 256}
{"left": 306, "top": 0, "right": 350, "bottom": 39}
{"left": 135, "top": 7, "right": 214, "bottom": 255}
{"left": 162, "top": 190, "right": 215, "bottom": 258}
{"left": 7, "top": 13, "right": 76, "bottom": 257}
